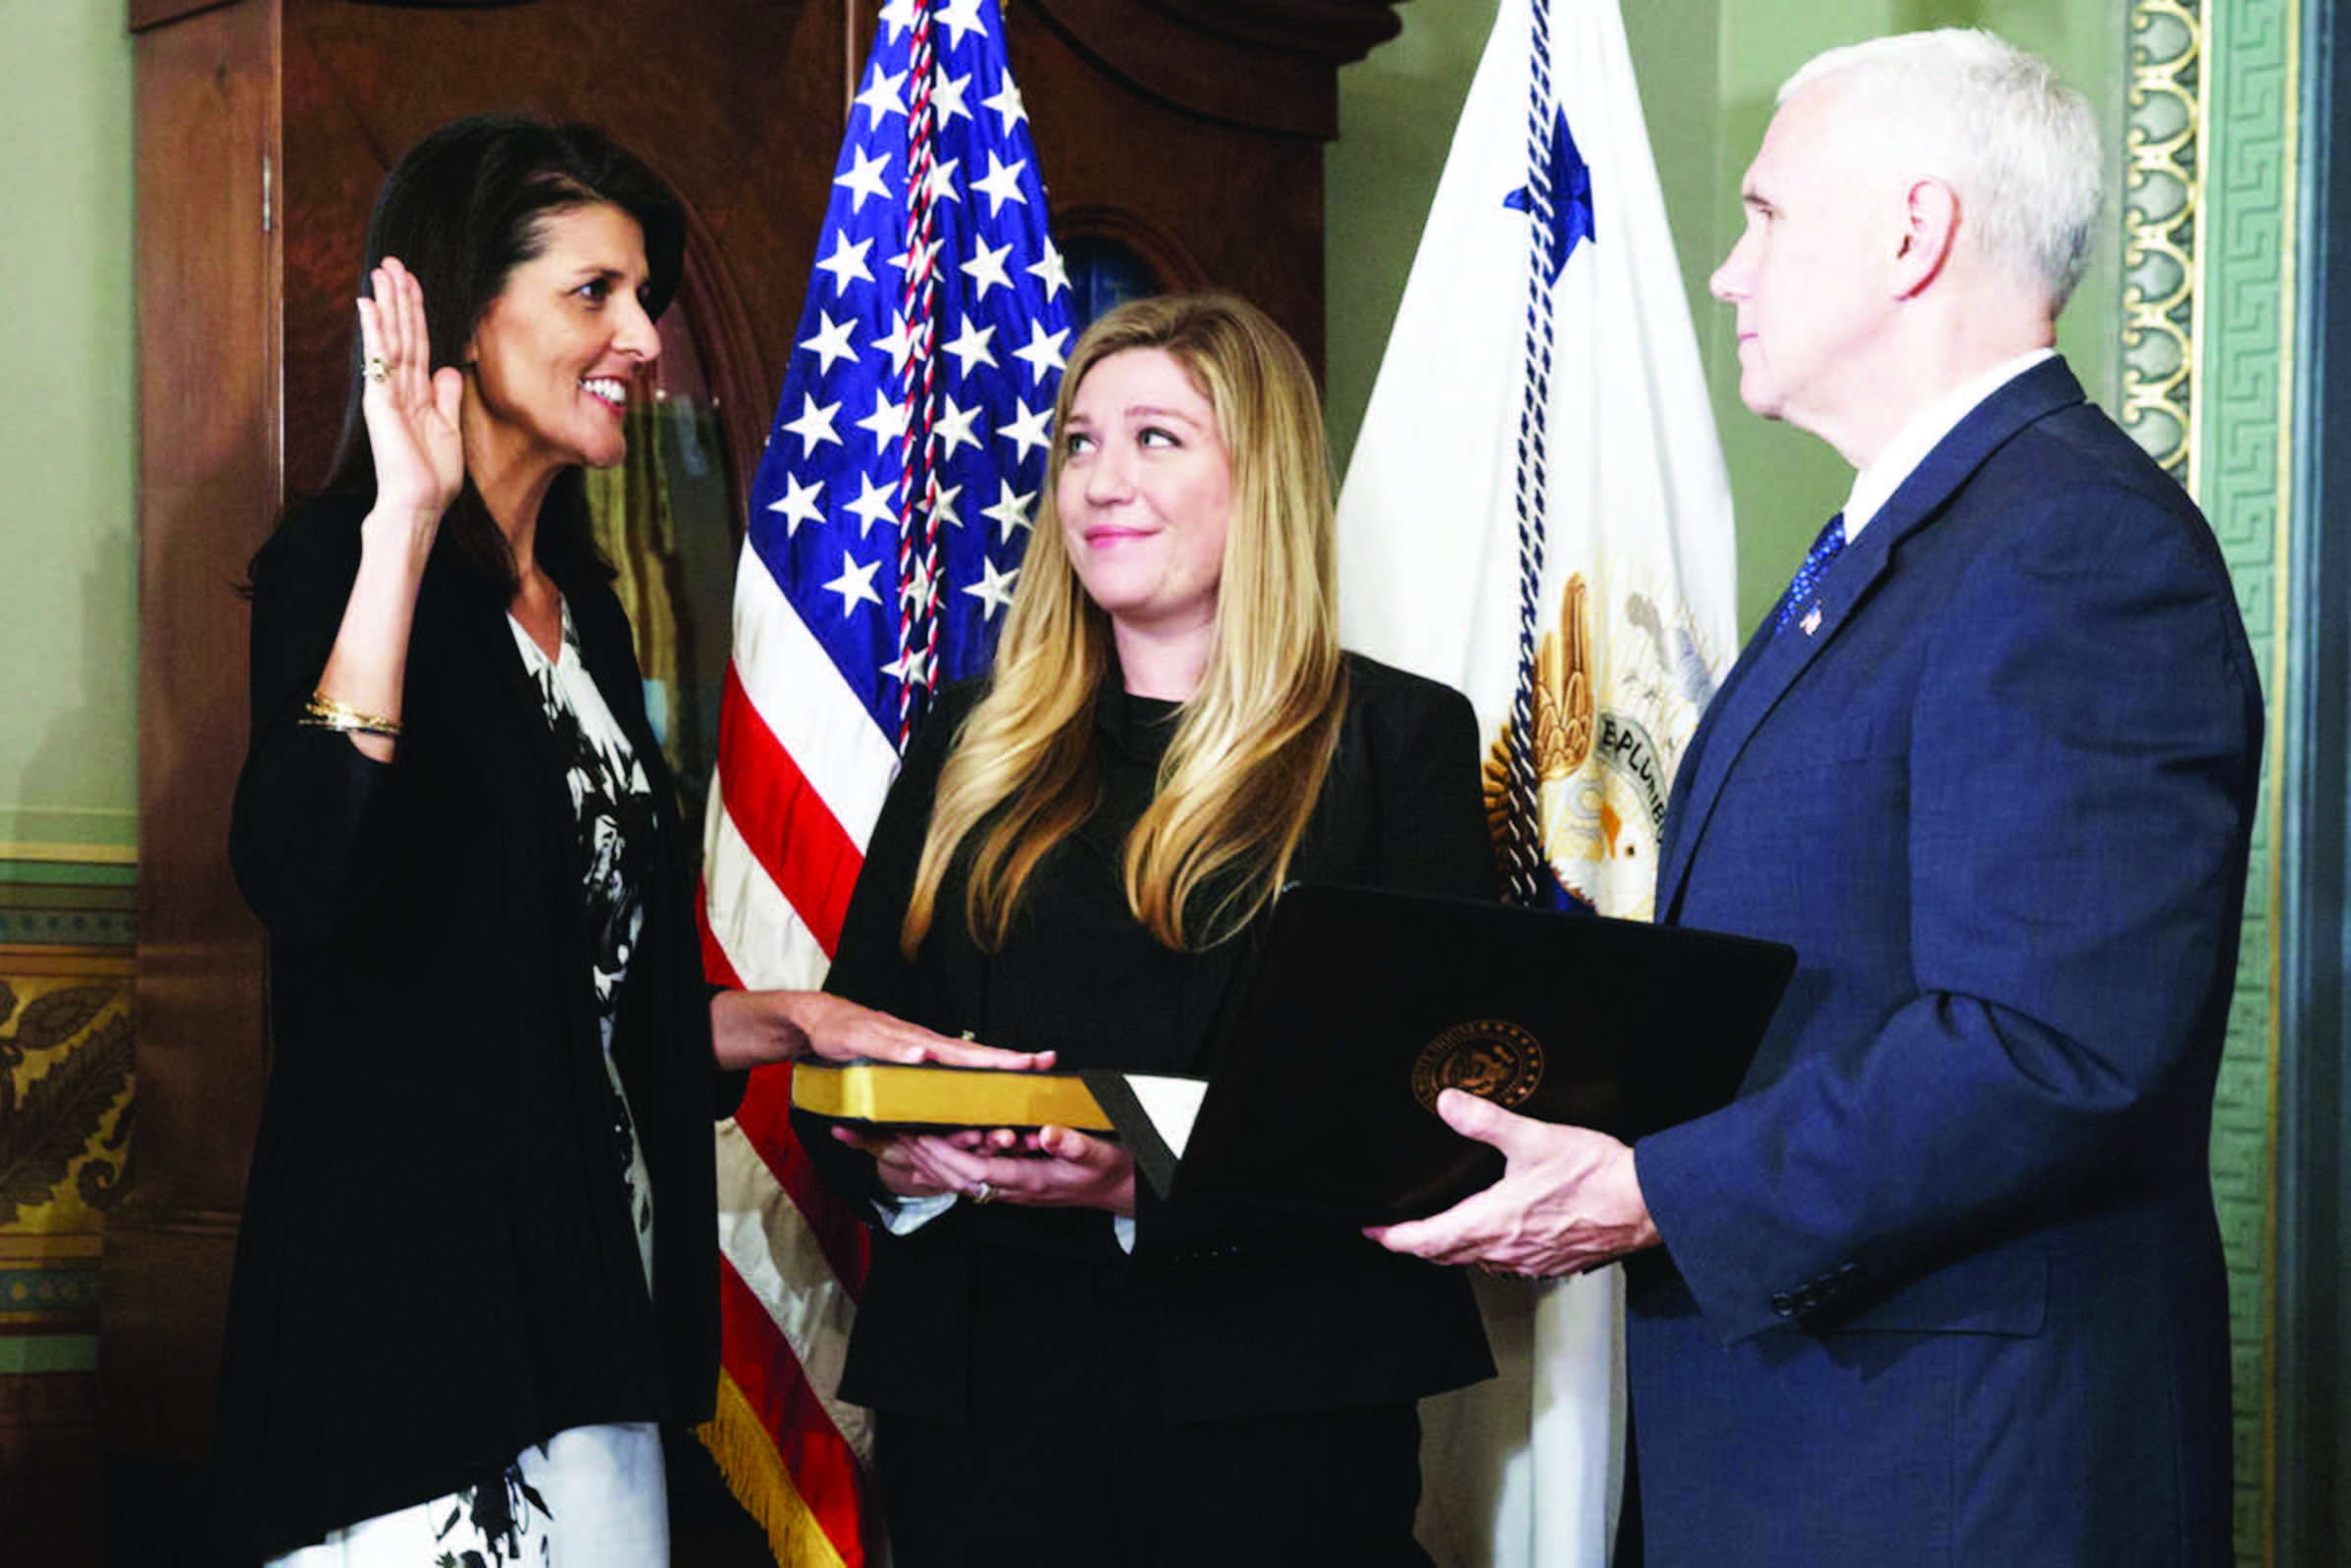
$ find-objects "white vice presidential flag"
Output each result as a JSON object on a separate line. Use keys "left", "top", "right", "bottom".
{"left": 1337, "top": 0, "right": 1737, "bottom": 1562}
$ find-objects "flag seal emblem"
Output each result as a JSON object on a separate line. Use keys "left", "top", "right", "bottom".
{"left": 1413, "top": 1019, "right": 1546, "bottom": 1113}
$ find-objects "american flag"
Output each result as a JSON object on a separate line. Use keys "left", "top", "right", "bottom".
{"left": 696, "top": 1, "right": 1071, "bottom": 1561}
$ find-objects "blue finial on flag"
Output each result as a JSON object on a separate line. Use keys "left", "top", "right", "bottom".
{"left": 1504, "top": 109, "right": 1596, "bottom": 283}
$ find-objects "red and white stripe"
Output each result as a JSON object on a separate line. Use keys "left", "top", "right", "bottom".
{"left": 700, "top": 541, "right": 906, "bottom": 1568}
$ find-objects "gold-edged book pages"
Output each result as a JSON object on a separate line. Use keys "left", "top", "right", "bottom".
{"left": 790, "top": 1062, "right": 1116, "bottom": 1132}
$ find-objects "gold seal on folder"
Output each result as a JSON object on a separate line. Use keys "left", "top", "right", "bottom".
{"left": 1410, "top": 1020, "right": 1545, "bottom": 1114}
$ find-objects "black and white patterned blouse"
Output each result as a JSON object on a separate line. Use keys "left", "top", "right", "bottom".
{"left": 512, "top": 599, "right": 662, "bottom": 1291}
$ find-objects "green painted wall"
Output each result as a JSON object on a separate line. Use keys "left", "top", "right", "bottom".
{"left": 1325, "top": 0, "right": 1503, "bottom": 483}
{"left": 0, "top": 1, "right": 137, "bottom": 859}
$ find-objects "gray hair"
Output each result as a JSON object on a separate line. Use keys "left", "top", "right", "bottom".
{"left": 1783, "top": 29, "right": 2105, "bottom": 313}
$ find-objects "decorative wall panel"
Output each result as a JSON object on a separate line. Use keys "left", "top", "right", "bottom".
{"left": 2122, "top": 1, "right": 2298, "bottom": 1560}
{"left": 0, "top": 868, "right": 134, "bottom": 1568}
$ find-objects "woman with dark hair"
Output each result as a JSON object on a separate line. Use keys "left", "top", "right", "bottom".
{"left": 807, "top": 293, "right": 1494, "bottom": 1566}
{"left": 214, "top": 114, "right": 1033, "bottom": 1565}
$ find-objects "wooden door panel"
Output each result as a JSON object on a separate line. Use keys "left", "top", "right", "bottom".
{"left": 114, "top": 0, "right": 280, "bottom": 1464}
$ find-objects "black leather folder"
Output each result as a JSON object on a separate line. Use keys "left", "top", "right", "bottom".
{"left": 1089, "top": 882, "right": 1796, "bottom": 1224}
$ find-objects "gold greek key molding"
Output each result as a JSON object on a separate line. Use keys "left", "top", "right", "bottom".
{"left": 2119, "top": 0, "right": 2208, "bottom": 490}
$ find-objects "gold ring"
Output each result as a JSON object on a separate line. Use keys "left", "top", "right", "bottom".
{"left": 972, "top": 1180, "right": 995, "bottom": 1205}
{"left": 364, "top": 355, "right": 390, "bottom": 384}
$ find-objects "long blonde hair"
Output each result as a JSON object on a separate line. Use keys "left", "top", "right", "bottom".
{"left": 900, "top": 292, "right": 1348, "bottom": 955}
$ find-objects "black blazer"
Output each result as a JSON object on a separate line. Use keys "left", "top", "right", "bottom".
{"left": 213, "top": 495, "right": 726, "bottom": 1556}
{"left": 810, "top": 655, "right": 1496, "bottom": 1426}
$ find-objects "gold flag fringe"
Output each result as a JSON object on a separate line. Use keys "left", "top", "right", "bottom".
{"left": 697, "top": 1371, "right": 854, "bottom": 1568}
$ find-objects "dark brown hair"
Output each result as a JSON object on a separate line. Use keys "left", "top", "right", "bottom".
{"left": 304, "top": 114, "right": 685, "bottom": 594}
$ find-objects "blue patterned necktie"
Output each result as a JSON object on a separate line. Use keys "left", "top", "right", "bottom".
{"left": 1772, "top": 511, "right": 1848, "bottom": 636}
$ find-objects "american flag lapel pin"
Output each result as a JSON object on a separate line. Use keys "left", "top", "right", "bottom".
{"left": 1801, "top": 603, "right": 1824, "bottom": 637}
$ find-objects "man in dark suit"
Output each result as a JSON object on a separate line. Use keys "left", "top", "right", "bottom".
{"left": 1373, "top": 30, "right": 2259, "bottom": 1565}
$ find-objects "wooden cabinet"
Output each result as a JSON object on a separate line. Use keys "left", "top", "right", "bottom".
{"left": 112, "top": 0, "right": 1406, "bottom": 1484}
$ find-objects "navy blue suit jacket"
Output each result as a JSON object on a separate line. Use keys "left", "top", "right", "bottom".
{"left": 1628, "top": 358, "right": 2259, "bottom": 1565}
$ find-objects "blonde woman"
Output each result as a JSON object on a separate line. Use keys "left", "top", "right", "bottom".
{"left": 810, "top": 294, "right": 1494, "bottom": 1566}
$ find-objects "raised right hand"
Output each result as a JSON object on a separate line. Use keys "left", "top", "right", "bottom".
{"left": 356, "top": 257, "right": 464, "bottom": 533}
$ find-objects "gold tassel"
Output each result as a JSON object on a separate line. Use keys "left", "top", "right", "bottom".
{"left": 695, "top": 1373, "right": 856, "bottom": 1568}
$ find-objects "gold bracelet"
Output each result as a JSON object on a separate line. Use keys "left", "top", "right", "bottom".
{"left": 299, "top": 690, "right": 402, "bottom": 738}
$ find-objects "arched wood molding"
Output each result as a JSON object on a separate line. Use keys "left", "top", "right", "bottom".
{"left": 1051, "top": 200, "right": 1211, "bottom": 291}
{"left": 662, "top": 183, "right": 769, "bottom": 526}
{"left": 1028, "top": 0, "right": 1413, "bottom": 137}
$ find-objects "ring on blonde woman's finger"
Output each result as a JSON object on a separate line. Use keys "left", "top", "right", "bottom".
{"left": 364, "top": 355, "right": 391, "bottom": 385}
{"left": 972, "top": 1180, "right": 995, "bottom": 1205}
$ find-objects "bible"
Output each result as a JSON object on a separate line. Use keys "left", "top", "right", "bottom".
{"left": 789, "top": 1060, "right": 1116, "bottom": 1133}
